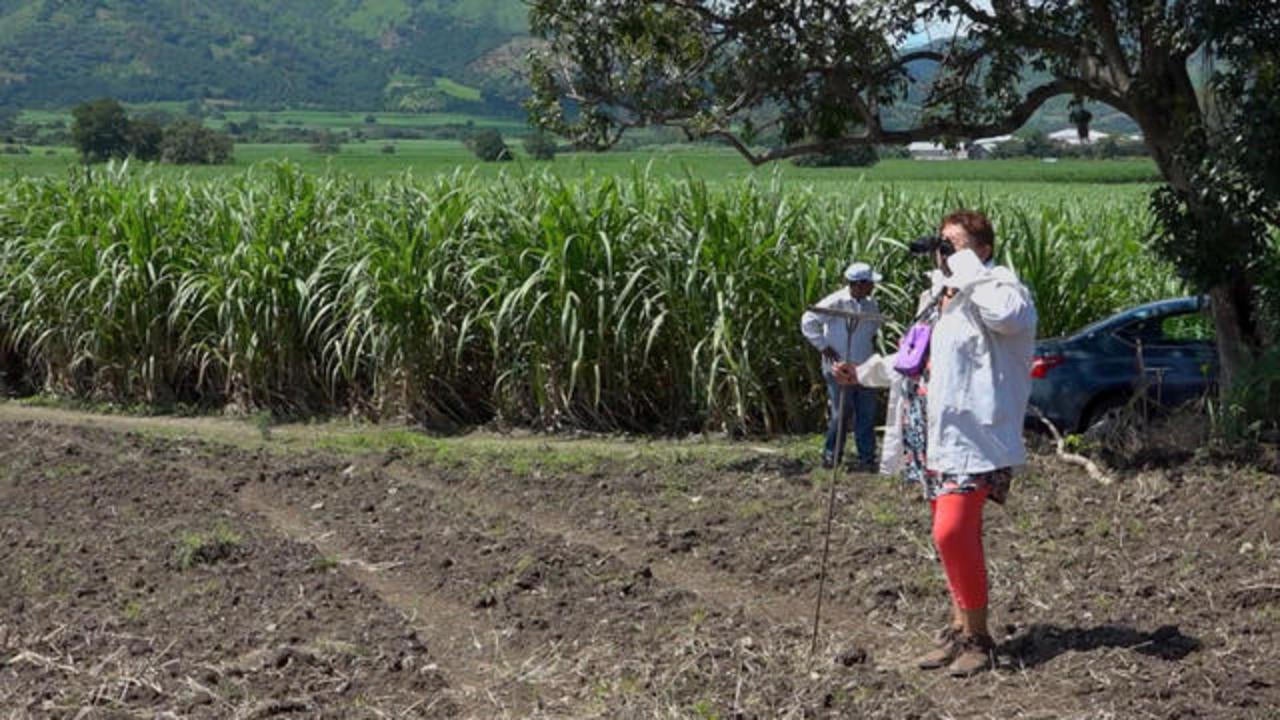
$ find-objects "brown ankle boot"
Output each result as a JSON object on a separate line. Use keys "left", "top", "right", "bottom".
{"left": 947, "top": 633, "right": 995, "bottom": 677}
{"left": 915, "top": 626, "right": 962, "bottom": 670}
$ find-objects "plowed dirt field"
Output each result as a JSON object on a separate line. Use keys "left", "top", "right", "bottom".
{"left": 1, "top": 405, "right": 1277, "bottom": 719}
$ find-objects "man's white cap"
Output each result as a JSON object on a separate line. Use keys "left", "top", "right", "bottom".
{"left": 844, "top": 262, "right": 882, "bottom": 283}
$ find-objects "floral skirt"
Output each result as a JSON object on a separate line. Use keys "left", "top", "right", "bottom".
{"left": 900, "top": 380, "right": 1011, "bottom": 504}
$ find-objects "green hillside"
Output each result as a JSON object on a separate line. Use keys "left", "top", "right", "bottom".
{"left": 0, "top": 0, "right": 530, "bottom": 110}
{"left": 890, "top": 44, "right": 1140, "bottom": 135}
{"left": 0, "top": 3, "right": 1143, "bottom": 135}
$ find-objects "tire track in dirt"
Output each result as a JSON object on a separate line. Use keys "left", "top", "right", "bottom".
{"left": 378, "top": 461, "right": 875, "bottom": 649}
{"left": 235, "top": 484, "right": 544, "bottom": 720}
{"left": 235, "top": 455, "right": 900, "bottom": 717}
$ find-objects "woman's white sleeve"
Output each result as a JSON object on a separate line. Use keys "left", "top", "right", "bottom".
{"left": 878, "top": 383, "right": 905, "bottom": 476}
{"left": 855, "top": 353, "right": 897, "bottom": 388}
{"left": 970, "top": 282, "right": 1037, "bottom": 335}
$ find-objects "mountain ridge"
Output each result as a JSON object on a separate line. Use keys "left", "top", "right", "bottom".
{"left": 0, "top": 0, "right": 530, "bottom": 110}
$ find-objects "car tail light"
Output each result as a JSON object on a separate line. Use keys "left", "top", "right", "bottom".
{"left": 1030, "top": 355, "right": 1065, "bottom": 379}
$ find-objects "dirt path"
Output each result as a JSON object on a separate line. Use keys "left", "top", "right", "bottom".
{"left": 236, "top": 484, "right": 521, "bottom": 719}
{"left": 232, "top": 446, "right": 885, "bottom": 718}
{"left": 378, "top": 461, "right": 872, "bottom": 644}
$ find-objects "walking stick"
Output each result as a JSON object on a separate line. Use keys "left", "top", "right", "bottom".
{"left": 810, "top": 311, "right": 862, "bottom": 657}
{"left": 810, "top": 381, "right": 846, "bottom": 657}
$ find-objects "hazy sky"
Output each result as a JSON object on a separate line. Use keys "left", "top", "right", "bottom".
{"left": 903, "top": 1, "right": 987, "bottom": 47}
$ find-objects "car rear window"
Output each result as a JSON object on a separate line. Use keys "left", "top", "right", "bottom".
{"left": 1161, "top": 312, "right": 1215, "bottom": 342}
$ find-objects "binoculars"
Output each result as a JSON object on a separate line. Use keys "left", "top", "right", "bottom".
{"left": 909, "top": 234, "right": 955, "bottom": 257}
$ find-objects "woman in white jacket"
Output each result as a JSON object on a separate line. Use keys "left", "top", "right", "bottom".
{"left": 837, "top": 210, "right": 1036, "bottom": 676}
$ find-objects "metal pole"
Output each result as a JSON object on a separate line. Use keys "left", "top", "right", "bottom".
{"left": 811, "top": 312, "right": 859, "bottom": 657}
{"left": 810, "top": 385, "right": 845, "bottom": 656}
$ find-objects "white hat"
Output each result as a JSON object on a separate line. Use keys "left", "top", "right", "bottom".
{"left": 844, "top": 262, "right": 882, "bottom": 283}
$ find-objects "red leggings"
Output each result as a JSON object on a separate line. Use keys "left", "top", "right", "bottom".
{"left": 930, "top": 487, "right": 989, "bottom": 610}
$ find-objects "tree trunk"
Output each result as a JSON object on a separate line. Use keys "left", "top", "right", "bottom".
{"left": 1129, "top": 59, "right": 1262, "bottom": 401}
{"left": 1207, "top": 283, "right": 1253, "bottom": 395}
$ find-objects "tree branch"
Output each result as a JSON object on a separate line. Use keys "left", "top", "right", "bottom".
{"left": 749, "top": 79, "right": 1091, "bottom": 164}
{"left": 947, "top": 0, "right": 997, "bottom": 26}
{"left": 1087, "top": 0, "right": 1133, "bottom": 90}
{"left": 705, "top": 130, "right": 768, "bottom": 165}
{"left": 943, "top": 0, "right": 1084, "bottom": 64}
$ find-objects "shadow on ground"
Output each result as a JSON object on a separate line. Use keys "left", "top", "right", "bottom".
{"left": 1002, "top": 623, "right": 1201, "bottom": 669}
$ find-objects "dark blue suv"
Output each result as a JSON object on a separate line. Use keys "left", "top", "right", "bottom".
{"left": 1028, "top": 296, "right": 1217, "bottom": 433}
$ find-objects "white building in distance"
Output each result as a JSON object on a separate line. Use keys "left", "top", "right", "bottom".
{"left": 908, "top": 135, "right": 1015, "bottom": 160}
{"left": 908, "top": 141, "right": 968, "bottom": 160}
{"left": 973, "top": 135, "right": 1015, "bottom": 152}
{"left": 1048, "top": 127, "right": 1111, "bottom": 146}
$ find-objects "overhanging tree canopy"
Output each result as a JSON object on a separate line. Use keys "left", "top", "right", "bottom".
{"left": 527, "top": 0, "right": 1279, "bottom": 400}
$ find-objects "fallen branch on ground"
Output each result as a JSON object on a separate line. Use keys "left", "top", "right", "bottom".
{"left": 6, "top": 650, "right": 80, "bottom": 674}
{"left": 1029, "top": 405, "right": 1114, "bottom": 485}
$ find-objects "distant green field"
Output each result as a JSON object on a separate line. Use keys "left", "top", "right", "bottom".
{"left": 213, "top": 109, "right": 522, "bottom": 130}
{"left": 10, "top": 105, "right": 1160, "bottom": 192}
{"left": 432, "top": 78, "right": 483, "bottom": 102}
{"left": 17, "top": 107, "right": 525, "bottom": 131}
{"left": 2, "top": 139, "right": 1160, "bottom": 198}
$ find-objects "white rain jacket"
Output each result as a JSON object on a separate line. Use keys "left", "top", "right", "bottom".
{"left": 800, "top": 291, "right": 881, "bottom": 373}
{"left": 857, "top": 250, "right": 1037, "bottom": 475}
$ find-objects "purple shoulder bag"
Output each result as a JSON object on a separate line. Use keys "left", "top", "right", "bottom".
{"left": 892, "top": 292, "right": 943, "bottom": 378}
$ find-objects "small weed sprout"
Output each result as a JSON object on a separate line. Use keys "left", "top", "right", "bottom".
{"left": 690, "top": 607, "right": 708, "bottom": 627}
{"left": 122, "top": 599, "right": 144, "bottom": 622}
{"left": 174, "top": 524, "right": 243, "bottom": 570}
{"left": 869, "top": 500, "right": 901, "bottom": 527}
{"left": 309, "top": 554, "right": 340, "bottom": 572}
{"left": 508, "top": 456, "right": 534, "bottom": 477}
{"left": 691, "top": 699, "right": 721, "bottom": 720}
{"left": 252, "top": 410, "right": 273, "bottom": 441}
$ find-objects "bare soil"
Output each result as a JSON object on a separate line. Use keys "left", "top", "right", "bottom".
{"left": 1, "top": 407, "right": 1277, "bottom": 718}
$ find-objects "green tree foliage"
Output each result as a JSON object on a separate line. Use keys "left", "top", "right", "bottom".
{"left": 309, "top": 130, "right": 343, "bottom": 155}
{"left": 464, "top": 128, "right": 512, "bottom": 161}
{"left": 159, "top": 120, "right": 234, "bottom": 165}
{"left": 71, "top": 98, "right": 133, "bottom": 162}
{"left": 522, "top": 130, "right": 557, "bottom": 160}
{"left": 125, "top": 117, "right": 164, "bottom": 162}
{"left": 526, "top": 0, "right": 1280, "bottom": 402}
{"left": 225, "top": 115, "right": 260, "bottom": 138}
{"left": 991, "top": 138, "right": 1028, "bottom": 159}
{"left": 1147, "top": 4, "right": 1280, "bottom": 430}
{"left": 71, "top": 99, "right": 220, "bottom": 163}
{"left": 1021, "top": 131, "right": 1054, "bottom": 159}
{"left": 1095, "top": 137, "right": 1120, "bottom": 160}
{"left": 0, "top": 106, "right": 17, "bottom": 134}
